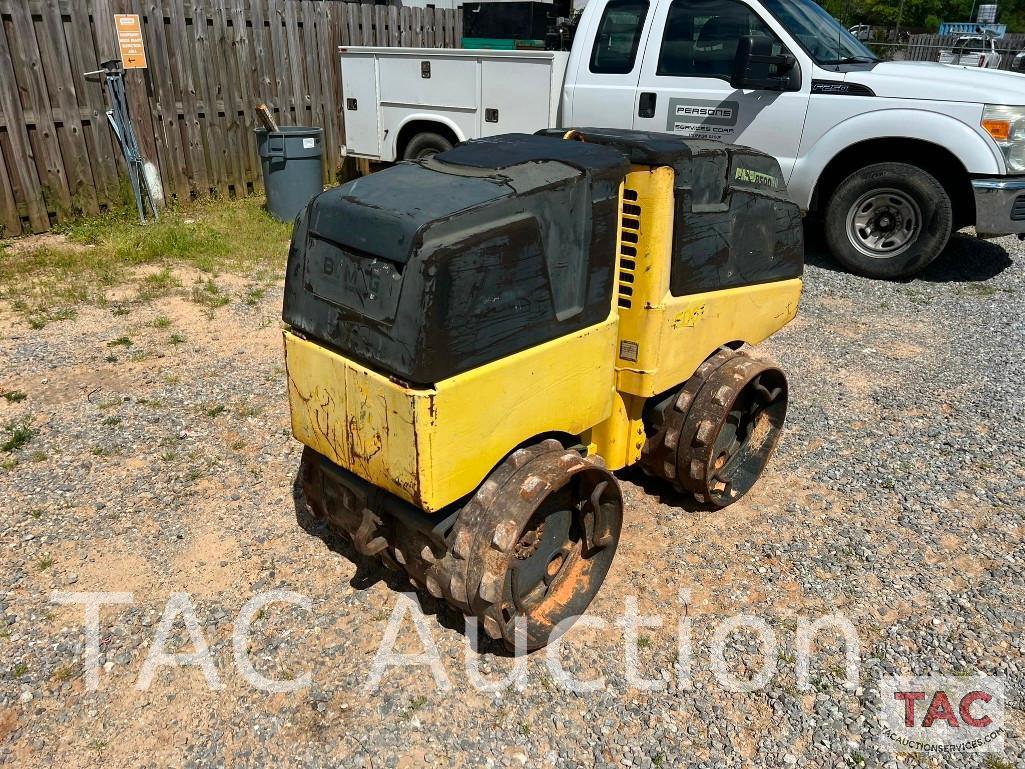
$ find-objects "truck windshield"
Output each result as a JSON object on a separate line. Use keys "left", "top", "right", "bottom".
{"left": 760, "top": 0, "right": 877, "bottom": 65}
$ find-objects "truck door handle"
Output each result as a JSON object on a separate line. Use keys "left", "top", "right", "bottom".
{"left": 638, "top": 92, "right": 657, "bottom": 118}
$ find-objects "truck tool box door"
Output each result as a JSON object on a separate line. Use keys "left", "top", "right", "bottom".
{"left": 632, "top": 0, "right": 810, "bottom": 181}
{"left": 340, "top": 53, "right": 381, "bottom": 157}
{"left": 480, "top": 57, "right": 553, "bottom": 136}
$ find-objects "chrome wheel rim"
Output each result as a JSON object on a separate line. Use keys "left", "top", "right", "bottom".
{"left": 846, "top": 188, "right": 921, "bottom": 258}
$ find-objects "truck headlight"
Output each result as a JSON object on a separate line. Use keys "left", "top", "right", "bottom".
{"left": 982, "top": 105, "right": 1025, "bottom": 172}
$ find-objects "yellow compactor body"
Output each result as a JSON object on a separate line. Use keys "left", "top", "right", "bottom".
{"left": 283, "top": 129, "right": 802, "bottom": 649}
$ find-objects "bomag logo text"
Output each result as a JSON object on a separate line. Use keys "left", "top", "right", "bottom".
{"left": 734, "top": 167, "right": 778, "bottom": 189}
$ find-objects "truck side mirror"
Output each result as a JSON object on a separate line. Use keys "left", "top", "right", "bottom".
{"left": 731, "top": 35, "right": 799, "bottom": 91}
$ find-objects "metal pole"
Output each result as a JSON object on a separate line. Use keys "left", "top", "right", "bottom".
{"left": 85, "top": 60, "right": 159, "bottom": 223}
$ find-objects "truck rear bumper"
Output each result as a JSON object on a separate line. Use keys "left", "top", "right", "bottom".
{"left": 972, "top": 178, "right": 1025, "bottom": 238}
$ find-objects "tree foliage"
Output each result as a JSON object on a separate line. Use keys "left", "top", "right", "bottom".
{"left": 821, "top": 0, "right": 1025, "bottom": 32}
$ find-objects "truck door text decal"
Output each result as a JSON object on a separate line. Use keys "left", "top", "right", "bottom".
{"left": 666, "top": 98, "right": 740, "bottom": 140}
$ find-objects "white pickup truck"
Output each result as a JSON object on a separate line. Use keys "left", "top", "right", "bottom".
{"left": 938, "top": 35, "right": 1002, "bottom": 69}
{"left": 339, "top": 0, "right": 1025, "bottom": 278}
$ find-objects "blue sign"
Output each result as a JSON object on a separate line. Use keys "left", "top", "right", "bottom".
{"left": 938, "top": 22, "right": 1007, "bottom": 37}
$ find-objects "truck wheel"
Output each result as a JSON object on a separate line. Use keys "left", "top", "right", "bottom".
{"left": 824, "top": 162, "right": 952, "bottom": 279}
{"left": 402, "top": 132, "right": 453, "bottom": 160}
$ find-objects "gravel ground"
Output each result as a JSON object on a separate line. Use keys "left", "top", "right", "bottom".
{"left": 0, "top": 232, "right": 1023, "bottom": 769}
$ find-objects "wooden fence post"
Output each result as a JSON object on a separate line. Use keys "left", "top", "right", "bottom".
{"left": 0, "top": 4, "right": 49, "bottom": 231}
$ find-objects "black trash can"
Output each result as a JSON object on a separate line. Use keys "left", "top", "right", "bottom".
{"left": 256, "top": 126, "right": 324, "bottom": 222}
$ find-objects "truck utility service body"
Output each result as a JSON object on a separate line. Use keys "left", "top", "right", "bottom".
{"left": 340, "top": 0, "right": 1025, "bottom": 277}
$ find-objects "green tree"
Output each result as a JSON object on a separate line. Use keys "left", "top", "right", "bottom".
{"left": 809, "top": 0, "right": 1025, "bottom": 34}
{"left": 1000, "top": 0, "right": 1025, "bottom": 32}
{"left": 821, "top": 0, "right": 1025, "bottom": 31}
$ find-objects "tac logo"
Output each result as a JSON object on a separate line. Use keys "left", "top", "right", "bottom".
{"left": 879, "top": 676, "right": 1005, "bottom": 754}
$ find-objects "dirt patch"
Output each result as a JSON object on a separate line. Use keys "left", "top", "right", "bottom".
{"left": 1, "top": 233, "right": 88, "bottom": 257}
{"left": 0, "top": 709, "right": 17, "bottom": 743}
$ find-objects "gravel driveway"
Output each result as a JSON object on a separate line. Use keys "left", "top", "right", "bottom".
{"left": 0, "top": 232, "right": 1022, "bottom": 769}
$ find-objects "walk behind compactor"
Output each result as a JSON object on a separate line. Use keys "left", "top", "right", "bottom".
{"left": 283, "top": 129, "right": 804, "bottom": 650}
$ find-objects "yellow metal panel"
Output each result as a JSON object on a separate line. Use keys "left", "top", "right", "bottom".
{"left": 284, "top": 318, "right": 619, "bottom": 513}
{"left": 617, "top": 166, "right": 676, "bottom": 298}
{"left": 616, "top": 278, "right": 803, "bottom": 396}
{"left": 582, "top": 164, "right": 672, "bottom": 469}
{"left": 588, "top": 391, "right": 647, "bottom": 471}
{"left": 614, "top": 166, "right": 675, "bottom": 377}
{"left": 284, "top": 331, "right": 422, "bottom": 502}
{"left": 614, "top": 164, "right": 801, "bottom": 398}
{"left": 421, "top": 317, "right": 618, "bottom": 510}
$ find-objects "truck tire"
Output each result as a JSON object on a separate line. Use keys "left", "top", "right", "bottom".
{"left": 824, "top": 162, "right": 953, "bottom": 279}
{"left": 402, "top": 132, "right": 453, "bottom": 160}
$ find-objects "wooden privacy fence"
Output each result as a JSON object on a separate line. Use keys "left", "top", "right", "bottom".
{"left": 905, "top": 33, "right": 1025, "bottom": 67}
{"left": 0, "top": 0, "right": 462, "bottom": 236}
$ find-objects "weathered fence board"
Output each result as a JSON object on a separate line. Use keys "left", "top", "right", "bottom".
{"left": 0, "top": 10, "right": 49, "bottom": 231}
{"left": 69, "top": 0, "right": 122, "bottom": 208}
{"left": 41, "top": 0, "right": 98, "bottom": 216}
{"left": 0, "top": 0, "right": 460, "bottom": 235}
{"left": 11, "top": 1, "right": 74, "bottom": 216}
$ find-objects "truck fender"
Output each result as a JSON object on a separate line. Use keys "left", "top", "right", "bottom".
{"left": 389, "top": 114, "right": 467, "bottom": 160}
{"left": 790, "top": 108, "right": 1003, "bottom": 209}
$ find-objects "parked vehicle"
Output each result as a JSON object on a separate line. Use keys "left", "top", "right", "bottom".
{"left": 285, "top": 130, "right": 802, "bottom": 648}
{"left": 938, "top": 35, "right": 1002, "bottom": 69}
{"left": 848, "top": 23, "right": 872, "bottom": 41}
{"left": 340, "top": 0, "right": 1025, "bottom": 278}
{"left": 1012, "top": 48, "right": 1025, "bottom": 72}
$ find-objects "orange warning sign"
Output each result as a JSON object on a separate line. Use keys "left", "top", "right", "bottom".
{"left": 115, "top": 14, "right": 147, "bottom": 69}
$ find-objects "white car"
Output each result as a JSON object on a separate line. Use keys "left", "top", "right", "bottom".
{"left": 939, "top": 35, "right": 1002, "bottom": 69}
{"left": 340, "top": 0, "right": 1025, "bottom": 278}
{"left": 848, "top": 24, "right": 872, "bottom": 42}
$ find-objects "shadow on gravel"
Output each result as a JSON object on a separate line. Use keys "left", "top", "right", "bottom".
{"left": 291, "top": 472, "right": 513, "bottom": 656}
{"left": 803, "top": 223, "right": 1013, "bottom": 283}
{"left": 915, "top": 233, "right": 1014, "bottom": 283}
{"left": 615, "top": 466, "right": 707, "bottom": 513}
